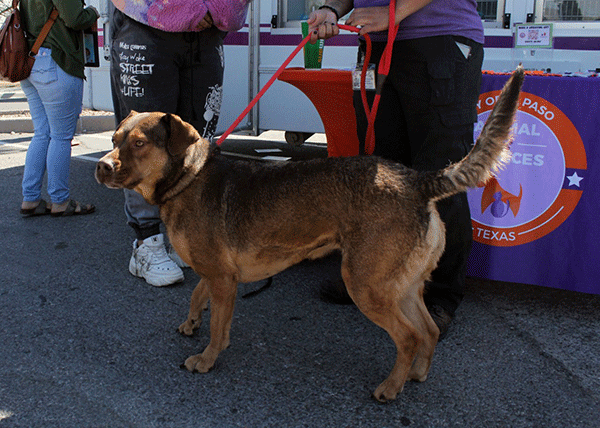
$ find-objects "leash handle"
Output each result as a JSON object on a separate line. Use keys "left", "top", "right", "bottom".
{"left": 364, "top": 0, "right": 399, "bottom": 155}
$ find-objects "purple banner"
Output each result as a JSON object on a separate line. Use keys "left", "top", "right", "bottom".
{"left": 467, "top": 74, "right": 600, "bottom": 295}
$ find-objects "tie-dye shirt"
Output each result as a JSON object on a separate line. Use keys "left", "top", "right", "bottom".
{"left": 111, "top": 0, "right": 250, "bottom": 33}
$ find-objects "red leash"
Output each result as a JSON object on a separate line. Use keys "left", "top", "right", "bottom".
{"left": 362, "top": 0, "right": 399, "bottom": 155}
{"left": 217, "top": 1, "right": 399, "bottom": 155}
{"left": 216, "top": 35, "right": 312, "bottom": 145}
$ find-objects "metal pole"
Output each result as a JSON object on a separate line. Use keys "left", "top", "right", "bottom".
{"left": 248, "top": 1, "right": 260, "bottom": 135}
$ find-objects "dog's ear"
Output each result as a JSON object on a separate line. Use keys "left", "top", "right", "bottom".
{"left": 115, "top": 110, "right": 139, "bottom": 132}
{"left": 161, "top": 113, "right": 200, "bottom": 156}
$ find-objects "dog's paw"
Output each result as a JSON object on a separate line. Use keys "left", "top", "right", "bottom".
{"left": 408, "top": 372, "right": 428, "bottom": 383}
{"left": 407, "top": 364, "right": 429, "bottom": 383}
{"left": 178, "top": 318, "right": 201, "bottom": 336}
{"left": 183, "top": 354, "right": 214, "bottom": 373}
{"left": 373, "top": 379, "right": 403, "bottom": 403}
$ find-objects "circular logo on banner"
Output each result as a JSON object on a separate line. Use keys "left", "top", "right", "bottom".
{"left": 468, "top": 90, "right": 587, "bottom": 247}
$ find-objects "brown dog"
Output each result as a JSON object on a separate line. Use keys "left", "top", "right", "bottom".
{"left": 96, "top": 69, "right": 523, "bottom": 402}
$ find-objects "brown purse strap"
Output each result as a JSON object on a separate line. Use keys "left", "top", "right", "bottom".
{"left": 30, "top": 8, "right": 59, "bottom": 56}
{"left": 12, "top": 0, "right": 59, "bottom": 56}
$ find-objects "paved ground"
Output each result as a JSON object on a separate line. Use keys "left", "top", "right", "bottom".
{"left": 0, "top": 83, "right": 599, "bottom": 427}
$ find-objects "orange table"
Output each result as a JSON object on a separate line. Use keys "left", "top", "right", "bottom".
{"left": 278, "top": 68, "right": 359, "bottom": 157}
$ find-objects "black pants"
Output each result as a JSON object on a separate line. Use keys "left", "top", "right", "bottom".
{"left": 109, "top": 7, "right": 226, "bottom": 236}
{"left": 110, "top": 7, "right": 226, "bottom": 134}
{"left": 353, "top": 35, "right": 484, "bottom": 315}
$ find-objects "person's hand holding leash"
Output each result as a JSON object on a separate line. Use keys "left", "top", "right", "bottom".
{"left": 346, "top": 6, "right": 390, "bottom": 35}
{"left": 307, "top": 8, "right": 339, "bottom": 43}
{"left": 309, "top": 0, "right": 434, "bottom": 38}
{"left": 347, "top": 0, "right": 433, "bottom": 35}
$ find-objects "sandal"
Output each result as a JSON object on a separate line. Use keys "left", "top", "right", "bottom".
{"left": 20, "top": 199, "right": 51, "bottom": 217}
{"left": 51, "top": 200, "right": 96, "bottom": 217}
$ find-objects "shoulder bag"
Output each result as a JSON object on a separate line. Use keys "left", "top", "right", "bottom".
{"left": 0, "top": 0, "right": 59, "bottom": 82}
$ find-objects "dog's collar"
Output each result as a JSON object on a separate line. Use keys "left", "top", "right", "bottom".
{"left": 159, "top": 142, "right": 208, "bottom": 204}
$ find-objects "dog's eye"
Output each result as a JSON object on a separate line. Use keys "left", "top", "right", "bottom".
{"left": 134, "top": 140, "right": 145, "bottom": 148}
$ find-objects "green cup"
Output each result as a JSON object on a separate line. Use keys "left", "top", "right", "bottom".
{"left": 302, "top": 21, "right": 324, "bottom": 69}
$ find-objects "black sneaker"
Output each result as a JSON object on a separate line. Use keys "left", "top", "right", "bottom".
{"left": 320, "top": 279, "right": 455, "bottom": 340}
{"left": 427, "top": 304, "right": 454, "bottom": 341}
{"left": 319, "top": 279, "right": 354, "bottom": 305}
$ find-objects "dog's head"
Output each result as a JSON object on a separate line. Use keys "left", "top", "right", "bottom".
{"left": 95, "top": 111, "right": 210, "bottom": 204}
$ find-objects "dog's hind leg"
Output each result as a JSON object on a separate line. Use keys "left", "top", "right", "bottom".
{"left": 342, "top": 265, "right": 421, "bottom": 402}
{"left": 179, "top": 278, "right": 210, "bottom": 336}
{"left": 405, "top": 212, "right": 444, "bottom": 381}
{"left": 402, "top": 286, "right": 439, "bottom": 382}
{"left": 358, "top": 295, "right": 421, "bottom": 402}
{"left": 183, "top": 275, "right": 237, "bottom": 373}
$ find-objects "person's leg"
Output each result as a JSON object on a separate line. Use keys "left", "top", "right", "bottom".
{"left": 20, "top": 76, "right": 50, "bottom": 207}
{"left": 21, "top": 48, "right": 92, "bottom": 215}
{"left": 110, "top": 8, "right": 182, "bottom": 233}
{"left": 110, "top": 9, "right": 187, "bottom": 285}
{"left": 150, "top": 28, "right": 225, "bottom": 271}
{"left": 29, "top": 50, "right": 83, "bottom": 207}
{"left": 177, "top": 28, "right": 226, "bottom": 141}
{"left": 392, "top": 36, "right": 484, "bottom": 336}
{"left": 350, "top": 36, "right": 483, "bottom": 337}
{"left": 317, "top": 41, "right": 412, "bottom": 304}
{"left": 110, "top": 8, "right": 182, "bottom": 122}
{"left": 20, "top": 49, "right": 57, "bottom": 208}
{"left": 123, "top": 190, "right": 161, "bottom": 237}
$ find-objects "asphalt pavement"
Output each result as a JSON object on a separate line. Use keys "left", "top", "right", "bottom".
{"left": 1, "top": 83, "right": 599, "bottom": 428}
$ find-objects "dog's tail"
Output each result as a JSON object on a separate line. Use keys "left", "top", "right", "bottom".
{"left": 420, "top": 67, "right": 524, "bottom": 202}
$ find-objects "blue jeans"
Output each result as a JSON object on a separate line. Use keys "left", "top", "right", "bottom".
{"left": 20, "top": 47, "right": 83, "bottom": 204}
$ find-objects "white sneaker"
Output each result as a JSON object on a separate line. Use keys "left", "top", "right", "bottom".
{"left": 129, "top": 233, "right": 184, "bottom": 286}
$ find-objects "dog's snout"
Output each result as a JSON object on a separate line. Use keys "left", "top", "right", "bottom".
{"left": 96, "top": 159, "right": 115, "bottom": 179}
{"left": 96, "top": 159, "right": 114, "bottom": 175}
{"left": 95, "top": 156, "right": 119, "bottom": 185}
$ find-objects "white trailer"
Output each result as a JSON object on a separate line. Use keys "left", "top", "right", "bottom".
{"left": 85, "top": 0, "right": 600, "bottom": 138}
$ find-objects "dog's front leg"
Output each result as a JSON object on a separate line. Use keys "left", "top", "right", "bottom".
{"left": 178, "top": 279, "right": 210, "bottom": 336}
{"left": 183, "top": 275, "right": 237, "bottom": 373}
